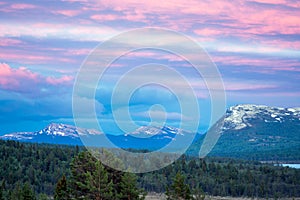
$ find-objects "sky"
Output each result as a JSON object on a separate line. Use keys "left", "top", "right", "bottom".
{"left": 0, "top": 0, "right": 299, "bottom": 134}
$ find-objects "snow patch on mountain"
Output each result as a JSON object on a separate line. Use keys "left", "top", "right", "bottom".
{"left": 0, "top": 123, "right": 103, "bottom": 141}
{"left": 223, "top": 104, "right": 300, "bottom": 131}
{"left": 128, "top": 126, "right": 184, "bottom": 138}
{"left": 1, "top": 132, "right": 34, "bottom": 140}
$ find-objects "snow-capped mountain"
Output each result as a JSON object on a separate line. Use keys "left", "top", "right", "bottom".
{"left": 223, "top": 104, "right": 300, "bottom": 131}
{"left": 1, "top": 123, "right": 103, "bottom": 140}
{"left": 110, "top": 125, "right": 193, "bottom": 150}
{"left": 39, "top": 123, "right": 103, "bottom": 137}
{"left": 0, "top": 123, "right": 190, "bottom": 149}
{"left": 127, "top": 125, "right": 184, "bottom": 139}
{"left": 0, "top": 123, "right": 103, "bottom": 145}
{"left": 190, "top": 104, "right": 300, "bottom": 161}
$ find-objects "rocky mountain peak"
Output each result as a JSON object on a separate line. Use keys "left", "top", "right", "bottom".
{"left": 224, "top": 104, "right": 300, "bottom": 130}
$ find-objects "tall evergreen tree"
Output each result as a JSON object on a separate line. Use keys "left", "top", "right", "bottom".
{"left": 69, "top": 151, "right": 114, "bottom": 200}
{"left": 117, "top": 172, "right": 146, "bottom": 200}
{"left": 85, "top": 161, "right": 113, "bottom": 200}
{"left": 166, "top": 172, "right": 192, "bottom": 200}
{"left": 38, "top": 193, "right": 49, "bottom": 200}
{"left": 10, "top": 183, "right": 22, "bottom": 200}
{"left": 22, "top": 183, "right": 36, "bottom": 200}
{"left": 0, "top": 180, "right": 5, "bottom": 200}
{"left": 54, "top": 175, "right": 69, "bottom": 200}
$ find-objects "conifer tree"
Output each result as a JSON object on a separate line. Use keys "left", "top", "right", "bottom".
{"left": 10, "top": 183, "right": 22, "bottom": 200}
{"left": 22, "top": 183, "right": 36, "bottom": 200}
{"left": 166, "top": 172, "right": 192, "bottom": 200}
{"left": 69, "top": 151, "right": 114, "bottom": 200}
{"left": 117, "top": 172, "right": 146, "bottom": 200}
{"left": 0, "top": 180, "right": 5, "bottom": 200}
{"left": 85, "top": 161, "right": 113, "bottom": 200}
{"left": 54, "top": 175, "right": 69, "bottom": 200}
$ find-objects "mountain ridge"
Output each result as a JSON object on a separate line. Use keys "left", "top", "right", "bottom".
{"left": 1, "top": 104, "right": 299, "bottom": 161}
{"left": 0, "top": 122, "right": 191, "bottom": 150}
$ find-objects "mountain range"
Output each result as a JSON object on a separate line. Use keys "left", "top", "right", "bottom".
{"left": 1, "top": 104, "right": 299, "bottom": 161}
{"left": 0, "top": 122, "right": 193, "bottom": 151}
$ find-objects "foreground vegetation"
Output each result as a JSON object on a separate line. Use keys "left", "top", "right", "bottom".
{"left": 0, "top": 140, "right": 299, "bottom": 199}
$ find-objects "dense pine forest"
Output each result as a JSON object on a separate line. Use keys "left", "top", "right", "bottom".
{"left": 0, "top": 139, "right": 299, "bottom": 199}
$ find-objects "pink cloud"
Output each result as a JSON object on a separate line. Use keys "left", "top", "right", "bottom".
{"left": 194, "top": 29, "right": 224, "bottom": 36}
{"left": 107, "top": 50, "right": 186, "bottom": 64}
{"left": 90, "top": 11, "right": 147, "bottom": 23}
{"left": 0, "top": 63, "right": 73, "bottom": 94}
{"left": 62, "top": 0, "right": 89, "bottom": 2}
{"left": 79, "top": 0, "right": 300, "bottom": 40}
{"left": 0, "top": 63, "right": 39, "bottom": 90}
{"left": 251, "top": 0, "right": 300, "bottom": 8}
{"left": 2, "top": 0, "right": 300, "bottom": 43}
{"left": 224, "top": 82, "right": 277, "bottom": 91}
{"left": 90, "top": 14, "right": 120, "bottom": 21}
{"left": 46, "top": 75, "right": 73, "bottom": 85}
{"left": 10, "top": 3, "right": 36, "bottom": 9}
{"left": 0, "top": 38, "right": 23, "bottom": 47}
{"left": 0, "top": 0, "right": 299, "bottom": 75}
{"left": 0, "top": 48, "right": 75, "bottom": 65}
{"left": 123, "top": 10, "right": 146, "bottom": 22}
{"left": 2, "top": 0, "right": 297, "bottom": 52}
{"left": 212, "top": 55, "right": 300, "bottom": 73}
{"left": 0, "top": 3, "right": 36, "bottom": 12}
{"left": 53, "top": 9, "right": 81, "bottom": 17}
{"left": 64, "top": 48, "right": 91, "bottom": 56}
{"left": 189, "top": 78, "right": 277, "bottom": 92}
{"left": 263, "top": 40, "right": 300, "bottom": 50}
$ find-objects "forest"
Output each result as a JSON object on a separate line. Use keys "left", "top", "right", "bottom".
{"left": 0, "top": 139, "right": 299, "bottom": 199}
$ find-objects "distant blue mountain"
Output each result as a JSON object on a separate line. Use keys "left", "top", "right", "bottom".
{"left": 0, "top": 123, "right": 200, "bottom": 151}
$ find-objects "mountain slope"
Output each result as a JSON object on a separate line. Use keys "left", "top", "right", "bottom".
{"left": 189, "top": 104, "right": 300, "bottom": 161}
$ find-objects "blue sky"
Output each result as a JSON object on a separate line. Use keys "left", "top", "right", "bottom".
{"left": 0, "top": 0, "right": 299, "bottom": 134}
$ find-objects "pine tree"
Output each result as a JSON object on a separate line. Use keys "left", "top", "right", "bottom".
{"left": 117, "top": 172, "right": 146, "bottom": 200}
{"left": 54, "top": 175, "right": 69, "bottom": 200}
{"left": 85, "top": 161, "right": 114, "bottom": 200}
{"left": 0, "top": 180, "right": 5, "bottom": 200}
{"left": 22, "top": 183, "right": 36, "bottom": 200}
{"left": 70, "top": 151, "right": 95, "bottom": 198}
{"left": 38, "top": 193, "right": 49, "bottom": 200}
{"left": 10, "top": 183, "right": 22, "bottom": 200}
{"left": 69, "top": 151, "right": 114, "bottom": 200}
{"left": 166, "top": 172, "right": 192, "bottom": 200}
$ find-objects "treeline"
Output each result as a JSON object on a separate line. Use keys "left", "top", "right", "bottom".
{"left": 0, "top": 140, "right": 300, "bottom": 199}
{"left": 0, "top": 140, "right": 78, "bottom": 195}
{"left": 139, "top": 156, "right": 300, "bottom": 198}
{"left": 0, "top": 140, "right": 145, "bottom": 200}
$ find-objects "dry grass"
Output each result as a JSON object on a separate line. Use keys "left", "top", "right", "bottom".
{"left": 145, "top": 193, "right": 300, "bottom": 200}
